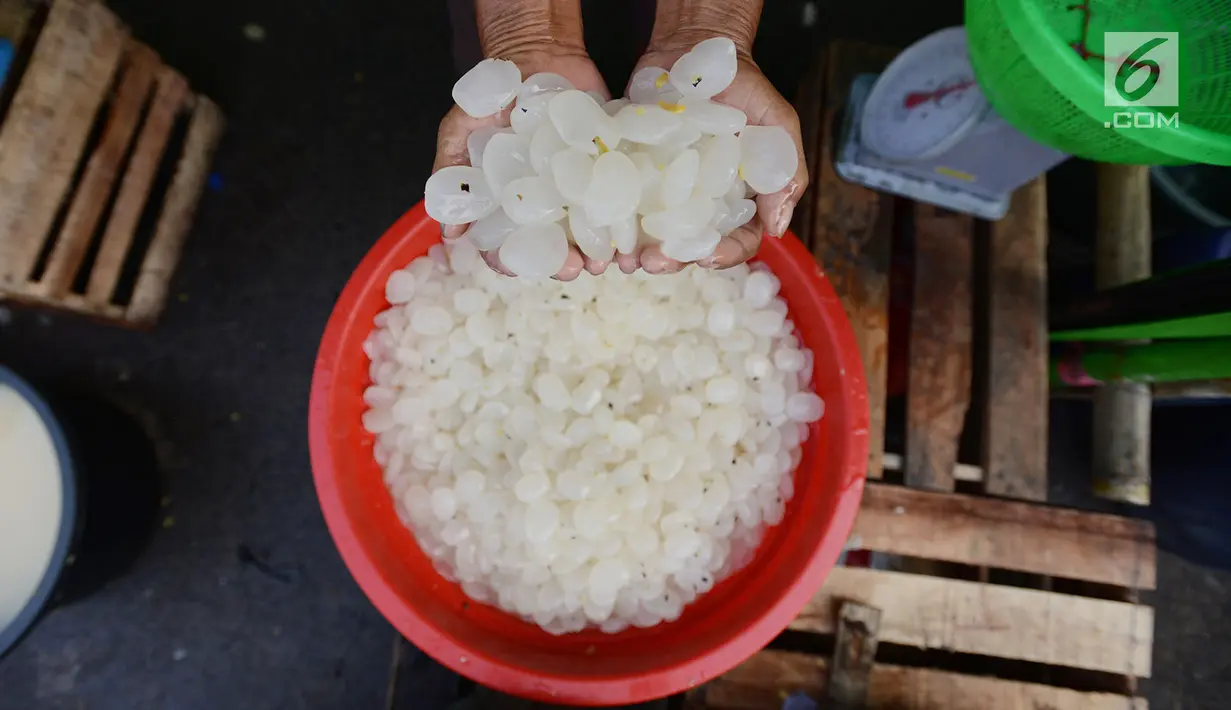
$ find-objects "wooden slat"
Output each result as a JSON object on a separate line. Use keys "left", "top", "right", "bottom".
{"left": 791, "top": 57, "right": 824, "bottom": 250}
{"left": 705, "top": 650, "right": 1148, "bottom": 710}
{"left": 852, "top": 482, "right": 1157, "bottom": 589}
{"left": 126, "top": 96, "right": 224, "bottom": 325}
{"left": 983, "top": 177, "right": 1049, "bottom": 501}
{"left": 828, "top": 601, "right": 881, "bottom": 707}
{"left": 0, "top": 0, "right": 126, "bottom": 285}
{"left": 1093, "top": 163, "right": 1152, "bottom": 506}
{"left": 85, "top": 66, "right": 188, "bottom": 303}
{"left": 906, "top": 206, "right": 973, "bottom": 491}
{"left": 811, "top": 41, "right": 897, "bottom": 480}
{"left": 791, "top": 567, "right": 1153, "bottom": 677}
{"left": 37, "top": 43, "right": 160, "bottom": 296}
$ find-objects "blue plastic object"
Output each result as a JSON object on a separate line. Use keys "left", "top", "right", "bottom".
{"left": 0, "top": 39, "right": 13, "bottom": 89}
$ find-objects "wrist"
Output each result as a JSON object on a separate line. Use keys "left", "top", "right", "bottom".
{"left": 477, "top": 0, "right": 586, "bottom": 61}
{"left": 648, "top": 0, "right": 761, "bottom": 57}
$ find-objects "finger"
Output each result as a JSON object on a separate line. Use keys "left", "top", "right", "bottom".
{"left": 759, "top": 103, "right": 808, "bottom": 238}
{"left": 480, "top": 249, "right": 516, "bottom": 277}
{"left": 755, "top": 181, "right": 800, "bottom": 239}
{"left": 554, "top": 247, "right": 586, "bottom": 281}
{"left": 432, "top": 105, "right": 510, "bottom": 173}
{"left": 698, "top": 218, "right": 763, "bottom": 269}
{"left": 584, "top": 255, "right": 612, "bottom": 275}
{"left": 639, "top": 244, "right": 687, "bottom": 274}
{"left": 433, "top": 106, "right": 509, "bottom": 241}
{"left": 615, "top": 247, "right": 642, "bottom": 274}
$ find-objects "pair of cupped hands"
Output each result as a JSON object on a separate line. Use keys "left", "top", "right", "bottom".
{"left": 432, "top": 40, "right": 808, "bottom": 280}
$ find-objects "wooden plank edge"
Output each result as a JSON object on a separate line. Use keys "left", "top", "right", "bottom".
{"left": 36, "top": 41, "right": 161, "bottom": 297}
{"left": 793, "top": 567, "right": 1153, "bottom": 677}
{"left": 125, "top": 96, "right": 224, "bottom": 326}
{"left": 852, "top": 480, "right": 1158, "bottom": 589}
{"left": 0, "top": 285, "right": 126, "bottom": 320}
{"left": 703, "top": 649, "right": 1148, "bottom": 710}
{"left": 812, "top": 40, "right": 898, "bottom": 481}
{"left": 905, "top": 205, "right": 974, "bottom": 492}
{"left": 982, "top": 177, "right": 1049, "bottom": 501}
{"left": 85, "top": 65, "right": 189, "bottom": 303}
{"left": 0, "top": 0, "right": 127, "bottom": 284}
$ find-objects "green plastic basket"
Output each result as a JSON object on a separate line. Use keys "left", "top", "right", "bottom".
{"left": 966, "top": 0, "right": 1231, "bottom": 165}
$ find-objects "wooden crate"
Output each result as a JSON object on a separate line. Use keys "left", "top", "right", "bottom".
{"left": 0, "top": 0, "right": 223, "bottom": 327}
{"left": 686, "top": 41, "right": 1156, "bottom": 709}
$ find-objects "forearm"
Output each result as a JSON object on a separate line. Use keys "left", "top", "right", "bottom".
{"left": 648, "top": 0, "right": 762, "bottom": 55}
{"left": 475, "top": 0, "right": 586, "bottom": 58}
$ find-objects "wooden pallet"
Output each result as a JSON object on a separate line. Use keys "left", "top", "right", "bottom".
{"left": 687, "top": 41, "right": 1155, "bottom": 709}
{"left": 0, "top": 0, "right": 223, "bottom": 327}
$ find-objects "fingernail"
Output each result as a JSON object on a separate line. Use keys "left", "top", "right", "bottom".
{"left": 771, "top": 203, "right": 795, "bottom": 238}
{"left": 696, "top": 257, "right": 717, "bottom": 269}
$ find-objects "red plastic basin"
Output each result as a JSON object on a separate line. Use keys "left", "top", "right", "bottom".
{"left": 308, "top": 201, "right": 868, "bottom": 706}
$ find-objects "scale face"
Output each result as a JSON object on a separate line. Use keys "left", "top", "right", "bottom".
{"left": 837, "top": 26, "right": 1068, "bottom": 220}
{"left": 859, "top": 27, "right": 987, "bottom": 163}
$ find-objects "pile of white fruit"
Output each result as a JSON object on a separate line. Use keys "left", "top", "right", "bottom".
{"left": 364, "top": 240, "right": 824, "bottom": 634}
{"left": 424, "top": 38, "right": 798, "bottom": 276}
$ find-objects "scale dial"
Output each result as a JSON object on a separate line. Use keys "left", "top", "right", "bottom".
{"left": 859, "top": 27, "right": 988, "bottom": 163}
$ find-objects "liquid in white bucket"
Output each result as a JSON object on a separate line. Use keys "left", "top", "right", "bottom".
{"left": 0, "top": 382, "right": 64, "bottom": 631}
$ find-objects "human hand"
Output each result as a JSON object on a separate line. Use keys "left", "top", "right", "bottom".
{"left": 623, "top": 5, "right": 807, "bottom": 274}
{"left": 433, "top": 49, "right": 610, "bottom": 281}
{"left": 432, "top": 0, "right": 612, "bottom": 281}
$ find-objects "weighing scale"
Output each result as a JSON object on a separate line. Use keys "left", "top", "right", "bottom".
{"left": 836, "top": 26, "right": 1068, "bottom": 221}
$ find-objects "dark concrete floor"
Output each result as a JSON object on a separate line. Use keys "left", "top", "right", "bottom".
{"left": 0, "top": 0, "right": 1228, "bottom": 708}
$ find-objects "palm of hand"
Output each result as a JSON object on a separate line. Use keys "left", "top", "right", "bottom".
{"left": 626, "top": 52, "right": 806, "bottom": 274}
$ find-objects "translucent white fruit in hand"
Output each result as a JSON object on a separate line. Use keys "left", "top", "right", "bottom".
{"left": 519, "top": 72, "right": 573, "bottom": 100}
{"left": 602, "top": 98, "right": 629, "bottom": 117}
{"left": 659, "top": 149, "right": 700, "bottom": 208}
{"left": 452, "top": 58, "right": 521, "bottom": 118}
{"left": 465, "top": 208, "right": 518, "bottom": 251}
{"left": 681, "top": 98, "right": 748, "bottom": 134}
{"left": 467, "top": 126, "right": 504, "bottom": 168}
{"left": 695, "top": 134, "right": 740, "bottom": 198}
{"left": 550, "top": 148, "right": 595, "bottom": 204}
{"left": 739, "top": 125, "right": 797, "bottom": 194}
{"left": 786, "top": 392, "right": 825, "bottom": 422}
{"left": 502, "top": 175, "right": 566, "bottom": 225}
{"left": 609, "top": 213, "right": 638, "bottom": 255}
{"left": 669, "top": 37, "right": 738, "bottom": 99}
{"left": 660, "top": 227, "right": 721, "bottom": 262}
{"left": 713, "top": 198, "right": 757, "bottom": 235}
{"left": 642, "top": 195, "right": 716, "bottom": 241}
{"left": 615, "top": 104, "right": 683, "bottom": 145}
{"left": 425, "top": 166, "right": 498, "bottom": 224}
{"left": 583, "top": 152, "right": 640, "bottom": 227}
{"left": 659, "top": 122, "right": 703, "bottom": 149}
{"left": 628, "top": 66, "right": 669, "bottom": 104}
{"left": 568, "top": 209, "right": 613, "bottom": 262}
{"left": 630, "top": 153, "right": 663, "bottom": 215}
{"left": 529, "top": 122, "right": 567, "bottom": 173}
{"left": 549, "top": 90, "right": 620, "bottom": 154}
{"left": 482, "top": 132, "right": 534, "bottom": 193}
{"left": 510, "top": 91, "right": 557, "bottom": 136}
{"left": 499, "top": 222, "right": 569, "bottom": 278}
